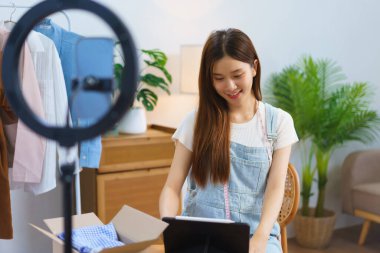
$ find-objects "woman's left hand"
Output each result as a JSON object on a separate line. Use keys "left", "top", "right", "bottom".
{"left": 249, "top": 232, "right": 268, "bottom": 253}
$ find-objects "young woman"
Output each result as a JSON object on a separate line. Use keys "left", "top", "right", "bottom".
{"left": 159, "top": 28, "right": 298, "bottom": 253}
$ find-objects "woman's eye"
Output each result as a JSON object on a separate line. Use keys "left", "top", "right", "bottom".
{"left": 214, "top": 77, "right": 224, "bottom": 81}
{"left": 234, "top": 74, "right": 242, "bottom": 79}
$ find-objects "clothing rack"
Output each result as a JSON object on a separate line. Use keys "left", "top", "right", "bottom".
{"left": 0, "top": 2, "right": 82, "bottom": 215}
{"left": 0, "top": 3, "right": 72, "bottom": 31}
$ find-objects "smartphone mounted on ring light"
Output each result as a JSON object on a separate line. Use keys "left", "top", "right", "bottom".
{"left": 71, "top": 37, "right": 114, "bottom": 122}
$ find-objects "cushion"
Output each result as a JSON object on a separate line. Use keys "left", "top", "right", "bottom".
{"left": 352, "top": 182, "right": 380, "bottom": 215}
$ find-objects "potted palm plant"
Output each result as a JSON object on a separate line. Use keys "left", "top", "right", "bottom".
{"left": 266, "top": 56, "right": 379, "bottom": 249}
{"left": 114, "top": 46, "right": 172, "bottom": 134}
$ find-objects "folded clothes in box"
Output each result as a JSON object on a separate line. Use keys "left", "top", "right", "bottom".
{"left": 57, "top": 223, "right": 124, "bottom": 253}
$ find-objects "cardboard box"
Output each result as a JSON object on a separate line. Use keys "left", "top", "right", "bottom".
{"left": 30, "top": 205, "right": 168, "bottom": 253}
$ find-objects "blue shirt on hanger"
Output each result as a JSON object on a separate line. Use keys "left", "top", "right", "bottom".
{"left": 34, "top": 19, "right": 102, "bottom": 169}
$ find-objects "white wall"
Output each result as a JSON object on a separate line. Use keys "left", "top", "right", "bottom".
{"left": 0, "top": 0, "right": 379, "bottom": 252}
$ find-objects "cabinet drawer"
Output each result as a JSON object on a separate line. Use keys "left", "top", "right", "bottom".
{"left": 97, "top": 167, "right": 170, "bottom": 223}
{"left": 99, "top": 130, "right": 175, "bottom": 173}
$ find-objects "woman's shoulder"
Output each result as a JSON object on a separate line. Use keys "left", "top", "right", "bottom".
{"left": 174, "top": 109, "right": 197, "bottom": 136}
{"left": 173, "top": 109, "right": 197, "bottom": 151}
{"left": 180, "top": 109, "right": 197, "bottom": 126}
{"left": 262, "top": 102, "right": 295, "bottom": 135}
{"left": 261, "top": 102, "right": 299, "bottom": 148}
{"left": 263, "top": 103, "right": 299, "bottom": 149}
{"left": 262, "top": 102, "right": 293, "bottom": 121}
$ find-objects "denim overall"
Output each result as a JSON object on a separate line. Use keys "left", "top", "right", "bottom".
{"left": 182, "top": 103, "right": 282, "bottom": 253}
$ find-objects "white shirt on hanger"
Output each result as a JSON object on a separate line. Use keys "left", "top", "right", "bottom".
{"left": 10, "top": 30, "right": 79, "bottom": 195}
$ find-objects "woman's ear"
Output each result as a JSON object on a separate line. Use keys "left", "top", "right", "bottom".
{"left": 252, "top": 59, "right": 258, "bottom": 76}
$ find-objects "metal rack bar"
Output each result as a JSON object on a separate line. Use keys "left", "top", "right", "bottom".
{"left": 0, "top": 3, "right": 72, "bottom": 31}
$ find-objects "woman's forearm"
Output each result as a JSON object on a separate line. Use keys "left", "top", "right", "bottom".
{"left": 159, "top": 142, "right": 192, "bottom": 218}
{"left": 255, "top": 146, "right": 291, "bottom": 237}
{"left": 257, "top": 182, "right": 285, "bottom": 236}
{"left": 159, "top": 185, "right": 181, "bottom": 218}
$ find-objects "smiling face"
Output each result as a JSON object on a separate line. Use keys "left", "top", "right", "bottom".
{"left": 212, "top": 55, "right": 257, "bottom": 108}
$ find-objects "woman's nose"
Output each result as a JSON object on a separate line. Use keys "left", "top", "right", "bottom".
{"left": 225, "top": 79, "right": 237, "bottom": 91}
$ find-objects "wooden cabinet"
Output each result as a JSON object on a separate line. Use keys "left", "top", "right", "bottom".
{"left": 80, "top": 127, "right": 175, "bottom": 223}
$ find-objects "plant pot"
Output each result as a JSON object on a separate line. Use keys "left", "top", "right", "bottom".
{"left": 294, "top": 208, "right": 336, "bottom": 249}
{"left": 118, "top": 107, "right": 147, "bottom": 134}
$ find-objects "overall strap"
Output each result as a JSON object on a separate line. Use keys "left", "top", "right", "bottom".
{"left": 224, "top": 102, "right": 279, "bottom": 220}
{"left": 264, "top": 103, "right": 278, "bottom": 146}
{"left": 188, "top": 175, "right": 196, "bottom": 190}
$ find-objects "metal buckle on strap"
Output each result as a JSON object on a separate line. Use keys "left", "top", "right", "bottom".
{"left": 270, "top": 234, "right": 281, "bottom": 241}
{"left": 266, "top": 133, "right": 277, "bottom": 141}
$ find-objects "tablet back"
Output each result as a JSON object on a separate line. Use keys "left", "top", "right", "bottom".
{"left": 162, "top": 217, "right": 250, "bottom": 253}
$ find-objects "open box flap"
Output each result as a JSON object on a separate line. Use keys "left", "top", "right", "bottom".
{"left": 44, "top": 212, "right": 103, "bottom": 235}
{"left": 30, "top": 224, "right": 65, "bottom": 246}
{"left": 111, "top": 205, "right": 168, "bottom": 244}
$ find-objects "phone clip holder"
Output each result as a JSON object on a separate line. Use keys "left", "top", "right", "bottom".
{"left": 72, "top": 76, "right": 114, "bottom": 92}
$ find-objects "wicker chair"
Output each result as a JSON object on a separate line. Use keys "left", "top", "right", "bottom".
{"left": 277, "top": 163, "right": 300, "bottom": 253}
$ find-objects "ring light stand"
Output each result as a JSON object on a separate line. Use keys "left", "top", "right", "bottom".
{"left": 2, "top": 1, "right": 138, "bottom": 252}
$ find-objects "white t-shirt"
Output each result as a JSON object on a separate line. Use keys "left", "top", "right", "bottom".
{"left": 173, "top": 101, "right": 299, "bottom": 151}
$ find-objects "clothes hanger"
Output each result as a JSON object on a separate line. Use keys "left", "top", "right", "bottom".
{"left": 4, "top": 2, "right": 16, "bottom": 24}
{"left": 1, "top": 2, "right": 71, "bottom": 31}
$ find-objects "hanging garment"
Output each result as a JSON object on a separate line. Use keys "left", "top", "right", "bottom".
{"left": 34, "top": 19, "right": 102, "bottom": 169}
{"left": 0, "top": 51, "right": 17, "bottom": 239}
{"left": 1, "top": 24, "right": 19, "bottom": 170}
{"left": 12, "top": 30, "right": 79, "bottom": 195}
{"left": 25, "top": 31, "right": 79, "bottom": 195}
{"left": 0, "top": 25, "right": 44, "bottom": 238}
{"left": 0, "top": 56, "right": 15, "bottom": 239}
{"left": 0, "top": 22, "right": 46, "bottom": 185}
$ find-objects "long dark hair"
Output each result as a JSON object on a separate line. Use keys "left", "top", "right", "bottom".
{"left": 191, "top": 28, "right": 262, "bottom": 187}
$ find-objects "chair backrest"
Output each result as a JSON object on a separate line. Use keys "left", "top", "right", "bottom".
{"left": 342, "top": 149, "right": 380, "bottom": 215}
{"left": 278, "top": 163, "right": 300, "bottom": 226}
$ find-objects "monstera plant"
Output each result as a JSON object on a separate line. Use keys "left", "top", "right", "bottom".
{"left": 114, "top": 46, "right": 172, "bottom": 111}
{"left": 113, "top": 44, "right": 172, "bottom": 134}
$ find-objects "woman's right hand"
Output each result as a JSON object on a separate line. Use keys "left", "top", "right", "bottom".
{"left": 249, "top": 232, "right": 268, "bottom": 253}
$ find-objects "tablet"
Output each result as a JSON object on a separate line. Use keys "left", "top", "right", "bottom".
{"left": 162, "top": 216, "right": 250, "bottom": 253}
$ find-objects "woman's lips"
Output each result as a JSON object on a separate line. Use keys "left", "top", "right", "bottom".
{"left": 227, "top": 90, "right": 242, "bottom": 99}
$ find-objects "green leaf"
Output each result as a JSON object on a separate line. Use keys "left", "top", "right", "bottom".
{"left": 136, "top": 88, "right": 158, "bottom": 111}
{"left": 114, "top": 63, "right": 123, "bottom": 89}
{"left": 112, "top": 46, "right": 172, "bottom": 111}
{"left": 142, "top": 49, "right": 167, "bottom": 66}
{"left": 144, "top": 60, "right": 172, "bottom": 83}
{"left": 312, "top": 82, "right": 379, "bottom": 152}
{"left": 140, "top": 74, "right": 171, "bottom": 95}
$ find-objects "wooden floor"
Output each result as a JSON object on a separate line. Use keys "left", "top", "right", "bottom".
{"left": 288, "top": 223, "right": 380, "bottom": 253}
